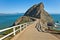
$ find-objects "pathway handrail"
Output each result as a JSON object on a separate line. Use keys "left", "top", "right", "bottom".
{"left": 0, "top": 22, "right": 33, "bottom": 40}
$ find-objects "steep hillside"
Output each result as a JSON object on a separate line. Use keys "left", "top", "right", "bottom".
{"left": 13, "top": 2, "right": 54, "bottom": 32}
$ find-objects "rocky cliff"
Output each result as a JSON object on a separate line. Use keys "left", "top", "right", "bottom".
{"left": 14, "top": 2, "right": 54, "bottom": 31}
{"left": 24, "top": 2, "right": 53, "bottom": 22}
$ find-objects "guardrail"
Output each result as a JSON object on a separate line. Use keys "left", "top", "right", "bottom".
{"left": 0, "top": 22, "right": 33, "bottom": 40}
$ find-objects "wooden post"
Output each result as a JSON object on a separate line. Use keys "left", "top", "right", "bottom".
{"left": 0, "top": 39, "right": 2, "bottom": 40}
{"left": 13, "top": 27, "right": 15, "bottom": 35}
{"left": 20, "top": 25, "right": 21, "bottom": 32}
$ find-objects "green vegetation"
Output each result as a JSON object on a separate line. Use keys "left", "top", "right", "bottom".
{"left": 0, "top": 21, "right": 28, "bottom": 40}
{"left": 18, "top": 16, "right": 32, "bottom": 24}
{"left": 19, "top": 19, "right": 29, "bottom": 24}
{"left": 0, "top": 29, "right": 14, "bottom": 40}
{"left": 0, "top": 26, "right": 21, "bottom": 40}
{"left": 3, "top": 29, "right": 13, "bottom": 35}
{"left": 0, "top": 16, "right": 33, "bottom": 40}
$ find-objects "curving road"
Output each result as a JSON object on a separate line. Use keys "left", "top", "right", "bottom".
{"left": 11, "top": 19, "right": 59, "bottom": 40}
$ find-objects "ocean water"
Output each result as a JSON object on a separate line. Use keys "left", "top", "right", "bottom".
{"left": 50, "top": 14, "right": 60, "bottom": 30}
{"left": 50, "top": 14, "right": 60, "bottom": 23}
{"left": 0, "top": 14, "right": 60, "bottom": 30}
{"left": 0, "top": 13, "right": 24, "bottom": 29}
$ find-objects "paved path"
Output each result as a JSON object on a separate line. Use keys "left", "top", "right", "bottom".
{"left": 11, "top": 21, "right": 59, "bottom": 40}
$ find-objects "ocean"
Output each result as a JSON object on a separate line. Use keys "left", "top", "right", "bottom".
{"left": 0, "top": 14, "right": 60, "bottom": 30}
{"left": 50, "top": 14, "right": 60, "bottom": 23}
{"left": 50, "top": 14, "right": 60, "bottom": 30}
{"left": 0, "top": 13, "right": 24, "bottom": 29}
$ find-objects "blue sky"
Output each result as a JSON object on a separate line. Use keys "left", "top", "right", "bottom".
{"left": 0, "top": 0, "right": 60, "bottom": 14}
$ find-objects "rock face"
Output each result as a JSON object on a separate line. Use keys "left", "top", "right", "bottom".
{"left": 24, "top": 3, "right": 44, "bottom": 19}
{"left": 24, "top": 2, "right": 54, "bottom": 31}
{"left": 14, "top": 2, "right": 54, "bottom": 31}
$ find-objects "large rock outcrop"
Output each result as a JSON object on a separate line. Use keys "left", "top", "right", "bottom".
{"left": 14, "top": 2, "right": 54, "bottom": 31}
{"left": 24, "top": 2, "right": 53, "bottom": 22}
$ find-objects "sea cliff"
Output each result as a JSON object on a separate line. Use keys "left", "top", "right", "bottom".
{"left": 13, "top": 2, "right": 54, "bottom": 32}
